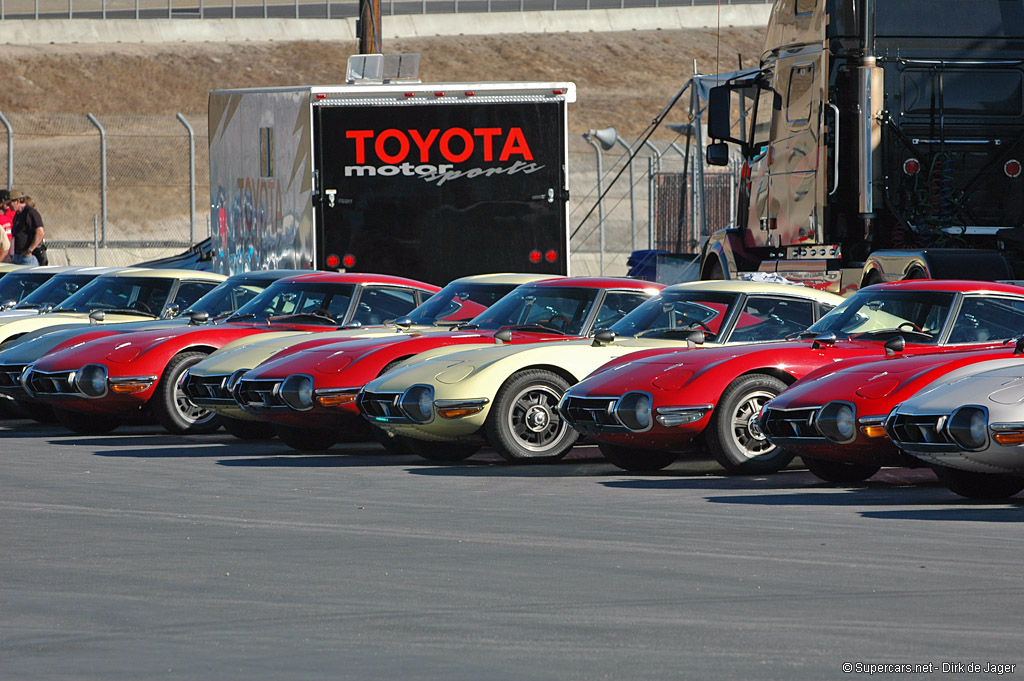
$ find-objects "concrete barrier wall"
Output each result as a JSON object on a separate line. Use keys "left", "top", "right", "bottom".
{"left": 0, "top": 5, "right": 771, "bottom": 45}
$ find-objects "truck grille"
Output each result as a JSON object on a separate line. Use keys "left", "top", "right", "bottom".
{"left": 760, "top": 406, "right": 822, "bottom": 442}
{"left": 357, "top": 390, "right": 412, "bottom": 423}
{"left": 181, "top": 372, "right": 233, "bottom": 405}
{"left": 25, "top": 369, "right": 78, "bottom": 396}
{"left": 886, "top": 412, "right": 958, "bottom": 452}
{"left": 234, "top": 378, "right": 286, "bottom": 410}
{"left": 559, "top": 395, "right": 627, "bottom": 433}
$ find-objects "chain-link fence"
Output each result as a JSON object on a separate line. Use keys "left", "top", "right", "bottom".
{"left": 0, "top": 113, "right": 208, "bottom": 267}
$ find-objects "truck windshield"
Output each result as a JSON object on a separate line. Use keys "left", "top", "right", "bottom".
{"left": 466, "top": 286, "right": 599, "bottom": 335}
{"left": 15, "top": 273, "right": 97, "bottom": 309}
{"left": 610, "top": 290, "right": 737, "bottom": 340}
{"left": 805, "top": 290, "right": 956, "bottom": 342}
{"left": 225, "top": 281, "right": 356, "bottom": 325}
{"left": 405, "top": 283, "right": 519, "bottom": 325}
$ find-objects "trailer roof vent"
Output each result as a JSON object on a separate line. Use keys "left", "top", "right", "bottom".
{"left": 346, "top": 53, "right": 421, "bottom": 84}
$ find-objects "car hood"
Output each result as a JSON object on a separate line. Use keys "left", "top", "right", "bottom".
{"left": 898, "top": 358, "right": 1024, "bottom": 413}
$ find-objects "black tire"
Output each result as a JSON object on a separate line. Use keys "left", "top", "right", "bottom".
{"left": 273, "top": 424, "right": 338, "bottom": 451}
{"left": 599, "top": 441, "right": 677, "bottom": 472}
{"left": 704, "top": 258, "right": 725, "bottom": 281}
{"left": 406, "top": 437, "right": 481, "bottom": 462}
{"left": 484, "top": 369, "right": 579, "bottom": 462}
{"left": 54, "top": 408, "right": 120, "bottom": 435}
{"left": 152, "top": 352, "right": 222, "bottom": 435}
{"left": 15, "top": 400, "right": 57, "bottom": 424}
{"left": 370, "top": 427, "right": 415, "bottom": 455}
{"left": 803, "top": 456, "right": 880, "bottom": 483}
{"left": 221, "top": 416, "right": 276, "bottom": 440}
{"left": 706, "top": 374, "right": 794, "bottom": 474}
{"left": 932, "top": 465, "right": 1024, "bottom": 499}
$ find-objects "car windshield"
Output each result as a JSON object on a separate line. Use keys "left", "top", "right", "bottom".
{"left": 610, "top": 290, "right": 738, "bottom": 340}
{"left": 0, "top": 271, "right": 56, "bottom": 307}
{"left": 406, "top": 283, "right": 519, "bottom": 325}
{"left": 186, "top": 278, "right": 269, "bottom": 319}
{"left": 14, "top": 273, "right": 98, "bottom": 309}
{"left": 465, "top": 285, "right": 599, "bottom": 335}
{"left": 804, "top": 289, "right": 956, "bottom": 342}
{"left": 224, "top": 281, "right": 356, "bottom": 325}
{"left": 53, "top": 276, "right": 175, "bottom": 316}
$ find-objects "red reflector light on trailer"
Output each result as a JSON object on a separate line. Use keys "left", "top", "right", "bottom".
{"left": 903, "top": 158, "right": 920, "bottom": 175}
{"left": 1006, "top": 160, "right": 1022, "bottom": 178}
{"left": 529, "top": 250, "right": 542, "bottom": 264}
{"left": 343, "top": 254, "right": 356, "bottom": 268}
{"left": 545, "top": 250, "right": 558, "bottom": 263}
{"left": 325, "top": 254, "right": 341, "bottom": 269}
{"left": 464, "top": 91, "right": 475, "bottom": 97}
{"left": 404, "top": 92, "right": 415, "bottom": 98}
{"left": 434, "top": 92, "right": 445, "bottom": 97}
{"left": 553, "top": 89, "right": 564, "bottom": 95}
{"left": 316, "top": 94, "right": 327, "bottom": 100}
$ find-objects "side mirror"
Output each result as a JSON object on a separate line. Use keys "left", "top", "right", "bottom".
{"left": 162, "top": 304, "right": 180, "bottom": 319}
{"left": 89, "top": 310, "right": 105, "bottom": 324}
{"left": 0, "top": 299, "right": 16, "bottom": 311}
{"left": 592, "top": 329, "right": 616, "bottom": 347}
{"left": 811, "top": 332, "right": 837, "bottom": 349}
{"left": 344, "top": 320, "right": 363, "bottom": 329}
{"left": 707, "top": 85, "right": 735, "bottom": 142}
{"left": 885, "top": 336, "right": 906, "bottom": 356}
{"left": 1015, "top": 336, "right": 1024, "bottom": 355}
{"left": 705, "top": 142, "right": 730, "bottom": 167}
{"left": 189, "top": 310, "right": 210, "bottom": 325}
{"left": 494, "top": 329, "right": 513, "bottom": 344}
{"left": 686, "top": 330, "right": 705, "bottom": 348}
{"left": 394, "top": 316, "right": 413, "bottom": 329}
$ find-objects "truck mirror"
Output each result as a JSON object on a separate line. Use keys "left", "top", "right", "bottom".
{"left": 706, "top": 143, "right": 730, "bottom": 167}
{"left": 707, "top": 86, "right": 735, "bottom": 142}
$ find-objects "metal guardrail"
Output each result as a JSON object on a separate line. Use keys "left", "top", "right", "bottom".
{"left": 0, "top": 0, "right": 769, "bottom": 21}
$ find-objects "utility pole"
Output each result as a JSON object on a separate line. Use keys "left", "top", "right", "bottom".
{"left": 359, "top": 0, "right": 382, "bottom": 54}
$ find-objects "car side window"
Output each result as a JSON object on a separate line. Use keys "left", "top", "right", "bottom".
{"left": 728, "top": 296, "right": 815, "bottom": 342}
{"left": 949, "top": 296, "right": 1024, "bottom": 343}
{"left": 593, "top": 292, "right": 652, "bottom": 329}
{"left": 173, "top": 281, "right": 219, "bottom": 312}
{"left": 351, "top": 287, "right": 420, "bottom": 325}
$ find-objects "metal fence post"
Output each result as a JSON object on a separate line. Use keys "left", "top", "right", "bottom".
{"left": 0, "top": 112, "right": 12, "bottom": 187}
{"left": 94, "top": 216, "right": 99, "bottom": 266}
{"left": 86, "top": 114, "right": 107, "bottom": 247}
{"left": 648, "top": 156, "right": 655, "bottom": 254}
{"left": 176, "top": 113, "right": 197, "bottom": 244}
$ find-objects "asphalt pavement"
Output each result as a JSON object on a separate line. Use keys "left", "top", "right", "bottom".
{"left": 2, "top": 418, "right": 1021, "bottom": 680}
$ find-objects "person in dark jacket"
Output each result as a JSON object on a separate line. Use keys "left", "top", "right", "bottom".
{"left": 10, "top": 191, "right": 45, "bottom": 266}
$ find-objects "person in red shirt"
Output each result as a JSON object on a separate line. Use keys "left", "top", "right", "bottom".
{"left": 0, "top": 190, "right": 14, "bottom": 263}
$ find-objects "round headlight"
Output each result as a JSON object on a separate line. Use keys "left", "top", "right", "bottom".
{"left": 816, "top": 401, "right": 856, "bottom": 443}
{"left": 76, "top": 364, "right": 108, "bottom": 398}
{"left": 279, "top": 374, "right": 315, "bottom": 411}
{"left": 947, "top": 406, "right": 988, "bottom": 450}
{"left": 615, "top": 391, "right": 653, "bottom": 432}
{"left": 400, "top": 385, "right": 434, "bottom": 423}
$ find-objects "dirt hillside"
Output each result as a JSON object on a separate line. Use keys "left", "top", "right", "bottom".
{"left": 0, "top": 26, "right": 764, "bottom": 136}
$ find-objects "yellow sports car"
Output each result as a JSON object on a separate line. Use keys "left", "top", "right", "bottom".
{"left": 0, "top": 267, "right": 226, "bottom": 347}
{"left": 358, "top": 280, "right": 844, "bottom": 462}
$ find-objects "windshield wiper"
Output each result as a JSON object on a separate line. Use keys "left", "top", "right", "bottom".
{"left": 268, "top": 312, "right": 338, "bottom": 326}
{"left": 510, "top": 324, "right": 566, "bottom": 335}
{"left": 223, "top": 313, "right": 258, "bottom": 323}
{"left": 98, "top": 308, "right": 159, "bottom": 318}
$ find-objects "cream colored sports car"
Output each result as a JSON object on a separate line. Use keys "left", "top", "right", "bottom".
{"left": 180, "top": 273, "right": 552, "bottom": 435}
{"left": 0, "top": 267, "right": 226, "bottom": 347}
{"left": 358, "top": 280, "right": 844, "bottom": 462}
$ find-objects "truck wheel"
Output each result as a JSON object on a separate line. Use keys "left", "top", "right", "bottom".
{"left": 273, "top": 424, "right": 337, "bottom": 451}
{"left": 221, "top": 417, "right": 276, "bottom": 440}
{"left": 406, "top": 438, "right": 481, "bottom": 462}
{"left": 153, "top": 352, "right": 222, "bottom": 435}
{"left": 803, "top": 456, "right": 880, "bottom": 483}
{"left": 485, "top": 369, "right": 579, "bottom": 462}
{"left": 54, "top": 408, "right": 120, "bottom": 435}
{"left": 599, "top": 442, "right": 677, "bottom": 471}
{"left": 706, "top": 374, "right": 794, "bottom": 474}
{"left": 932, "top": 465, "right": 1024, "bottom": 499}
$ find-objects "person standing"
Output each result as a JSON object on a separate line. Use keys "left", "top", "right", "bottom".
{"left": 0, "top": 190, "right": 13, "bottom": 263}
{"left": 9, "top": 191, "right": 44, "bottom": 266}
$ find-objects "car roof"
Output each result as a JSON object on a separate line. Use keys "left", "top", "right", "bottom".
{"left": 0, "top": 263, "right": 23, "bottom": 274}
{"left": 96, "top": 268, "right": 226, "bottom": 282}
{"left": 663, "top": 279, "right": 844, "bottom": 302}
{"left": 223, "top": 269, "right": 313, "bottom": 284}
{"left": 445, "top": 273, "right": 558, "bottom": 286}
{"left": 527, "top": 276, "right": 666, "bottom": 291}
{"left": 869, "top": 279, "right": 1024, "bottom": 295}
{"left": 275, "top": 272, "right": 439, "bottom": 289}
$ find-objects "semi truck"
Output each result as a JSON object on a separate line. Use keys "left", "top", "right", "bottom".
{"left": 701, "top": 0, "right": 1024, "bottom": 292}
{"left": 208, "top": 57, "right": 575, "bottom": 284}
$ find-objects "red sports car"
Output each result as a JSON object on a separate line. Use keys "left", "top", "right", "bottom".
{"left": 22, "top": 272, "right": 440, "bottom": 434}
{"left": 216, "top": 277, "right": 663, "bottom": 452}
{"left": 759, "top": 336, "right": 1024, "bottom": 484}
{"left": 559, "top": 280, "right": 1024, "bottom": 474}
